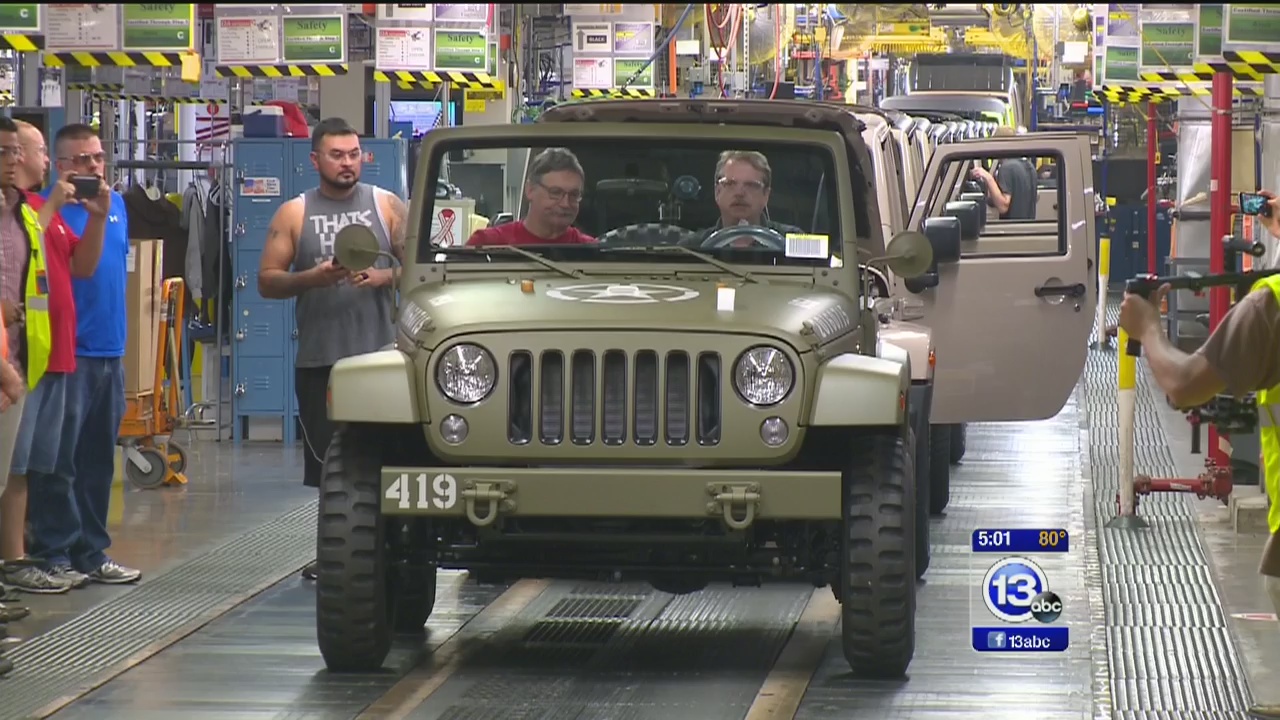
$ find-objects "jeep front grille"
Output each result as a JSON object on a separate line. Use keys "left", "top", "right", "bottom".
{"left": 507, "top": 350, "right": 722, "bottom": 448}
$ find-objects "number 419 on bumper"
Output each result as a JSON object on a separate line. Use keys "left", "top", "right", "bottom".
{"left": 384, "top": 472, "right": 459, "bottom": 512}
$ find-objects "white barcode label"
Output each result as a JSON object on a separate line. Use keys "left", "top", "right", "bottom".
{"left": 785, "top": 233, "right": 830, "bottom": 259}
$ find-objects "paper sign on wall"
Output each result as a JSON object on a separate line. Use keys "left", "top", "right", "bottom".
{"left": 572, "top": 21, "right": 611, "bottom": 54}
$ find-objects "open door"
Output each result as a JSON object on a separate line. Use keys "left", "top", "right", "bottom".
{"left": 904, "top": 133, "right": 1096, "bottom": 424}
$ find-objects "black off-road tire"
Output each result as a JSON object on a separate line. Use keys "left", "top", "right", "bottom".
{"left": 929, "top": 423, "right": 952, "bottom": 515}
{"left": 910, "top": 426, "right": 930, "bottom": 579}
{"left": 316, "top": 423, "right": 438, "bottom": 671}
{"left": 949, "top": 423, "right": 967, "bottom": 464}
{"left": 840, "top": 427, "right": 917, "bottom": 679}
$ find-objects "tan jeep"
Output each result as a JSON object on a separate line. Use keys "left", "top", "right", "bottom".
{"left": 317, "top": 99, "right": 1095, "bottom": 681}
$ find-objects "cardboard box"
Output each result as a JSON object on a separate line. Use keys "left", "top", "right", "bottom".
{"left": 124, "top": 239, "right": 163, "bottom": 395}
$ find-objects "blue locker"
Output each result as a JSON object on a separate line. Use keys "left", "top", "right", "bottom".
{"left": 231, "top": 137, "right": 408, "bottom": 445}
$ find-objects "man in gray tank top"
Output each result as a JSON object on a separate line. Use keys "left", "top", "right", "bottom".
{"left": 257, "top": 118, "right": 407, "bottom": 579}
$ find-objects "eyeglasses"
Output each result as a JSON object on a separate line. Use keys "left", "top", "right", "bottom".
{"left": 716, "top": 178, "right": 767, "bottom": 193}
{"left": 60, "top": 152, "right": 106, "bottom": 166}
{"left": 538, "top": 182, "right": 582, "bottom": 203}
{"left": 325, "top": 149, "right": 362, "bottom": 162}
{"left": 0, "top": 146, "right": 24, "bottom": 159}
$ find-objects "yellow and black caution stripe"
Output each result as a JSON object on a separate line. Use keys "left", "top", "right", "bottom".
{"left": 1138, "top": 51, "right": 1280, "bottom": 84}
{"left": 1096, "top": 84, "right": 1263, "bottom": 104}
{"left": 0, "top": 35, "right": 43, "bottom": 52}
{"left": 44, "top": 52, "right": 188, "bottom": 68}
{"left": 68, "top": 83, "right": 125, "bottom": 92}
{"left": 373, "top": 70, "right": 503, "bottom": 90}
{"left": 571, "top": 88, "right": 657, "bottom": 99}
{"left": 77, "top": 92, "right": 250, "bottom": 105}
{"left": 215, "top": 64, "right": 347, "bottom": 78}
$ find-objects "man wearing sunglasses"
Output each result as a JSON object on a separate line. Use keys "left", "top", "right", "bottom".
{"left": 466, "top": 147, "right": 595, "bottom": 246}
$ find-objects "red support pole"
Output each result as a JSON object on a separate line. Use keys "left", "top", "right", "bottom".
{"left": 1147, "top": 101, "right": 1158, "bottom": 275}
{"left": 1208, "top": 69, "right": 1234, "bottom": 475}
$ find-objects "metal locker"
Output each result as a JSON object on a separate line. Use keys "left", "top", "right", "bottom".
{"left": 234, "top": 357, "right": 288, "bottom": 413}
{"left": 235, "top": 303, "right": 289, "bottom": 358}
{"left": 233, "top": 249, "right": 272, "bottom": 305}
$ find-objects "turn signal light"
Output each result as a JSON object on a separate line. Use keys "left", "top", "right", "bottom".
{"left": 928, "top": 349, "right": 937, "bottom": 368}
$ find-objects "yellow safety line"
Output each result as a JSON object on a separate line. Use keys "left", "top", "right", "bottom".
{"left": 356, "top": 579, "right": 551, "bottom": 719}
{"left": 743, "top": 588, "right": 842, "bottom": 720}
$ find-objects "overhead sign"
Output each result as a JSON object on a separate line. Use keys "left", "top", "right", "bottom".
{"left": 1222, "top": 3, "right": 1280, "bottom": 53}
{"left": 121, "top": 4, "right": 195, "bottom": 52}
{"left": 0, "top": 4, "right": 41, "bottom": 34}
{"left": 432, "top": 4, "right": 488, "bottom": 23}
{"left": 572, "top": 57, "right": 612, "bottom": 90}
{"left": 45, "top": 4, "right": 121, "bottom": 52}
{"left": 571, "top": 21, "right": 611, "bottom": 54}
{"left": 376, "top": 27, "right": 432, "bottom": 72}
{"left": 281, "top": 15, "right": 346, "bottom": 64}
{"left": 433, "top": 29, "right": 486, "bottom": 71}
{"left": 216, "top": 14, "right": 281, "bottom": 65}
{"left": 1195, "top": 4, "right": 1223, "bottom": 60}
{"left": 613, "top": 21, "right": 653, "bottom": 54}
{"left": 377, "top": 4, "right": 434, "bottom": 22}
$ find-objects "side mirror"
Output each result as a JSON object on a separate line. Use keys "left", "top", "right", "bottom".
{"left": 959, "top": 192, "right": 988, "bottom": 232}
{"left": 334, "top": 224, "right": 384, "bottom": 272}
{"left": 879, "top": 231, "right": 934, "bottom": 279}
{"left": 922, "top": 216, "right": 962, "bottom": 264}
{"left": 491, "top": 212, "right": 514, "bottom": 227}
{"left": 944, "top": 200, "right": 982, "bottom": 241}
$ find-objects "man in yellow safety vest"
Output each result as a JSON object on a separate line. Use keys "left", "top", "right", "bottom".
{"left": 1119, "top": 190, "right": 1280, "bottom": 720}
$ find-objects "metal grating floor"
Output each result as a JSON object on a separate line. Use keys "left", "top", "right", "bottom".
{"left": 1081, "top": 300, "right": 1253, "bottom": 718}
{"left": 0, "top": 500, "right": 320, "bottom": 720}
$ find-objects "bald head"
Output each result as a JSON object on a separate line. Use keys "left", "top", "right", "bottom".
{"left": 13, "top": 120, "right": 47, "bottom": 191}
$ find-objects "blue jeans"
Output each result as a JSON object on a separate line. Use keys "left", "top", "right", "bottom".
{"left": 11, "top": 372, "right": 68, "bottom": 476}
{"left": 26, "top": 357, "right": 125, "bottom": 571}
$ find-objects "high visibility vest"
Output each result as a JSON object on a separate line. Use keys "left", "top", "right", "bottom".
{"left": 13, "top": 202, "right": 51, "bottom": 390}
{"left": 1251, "top": 275, "right": 1280, "bottom": 533}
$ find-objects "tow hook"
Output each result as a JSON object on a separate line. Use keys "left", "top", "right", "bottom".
{"left": 707, "top": 483, "right": 761, "bottom": 530}
{"left": 462, "top": 480, "right": 514, "bottom": 527}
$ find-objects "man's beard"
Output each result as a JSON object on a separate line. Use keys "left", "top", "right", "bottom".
{"left": 322, "top": 171, "right": 359, "bottom": 191}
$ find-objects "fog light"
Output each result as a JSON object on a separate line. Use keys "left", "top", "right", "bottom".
{"left": 760, "top": 417, "right": 789, "bottom": 446}
{"left": 440, "top": 414, "right": 469, "bottom": 444}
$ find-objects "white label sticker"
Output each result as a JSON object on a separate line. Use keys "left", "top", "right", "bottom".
{"left": 126, "top": 247, "right": 136, "bottom": 273}
{"left": 716, "top": 286, "right": 736, "bottom": 312}
{"left": 785, "top": 233, "right": 830, "bottom": 259}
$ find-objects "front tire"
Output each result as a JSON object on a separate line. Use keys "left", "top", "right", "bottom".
{"left": 949, "top": 423, "right": 967, "bottom": 464}
{"left": 839, "top": 427, "right": 917, "bottom": 679}
{"left": 929, "top": 424, "right": 951, "bottom": 515}
{"left": 910, "top": 425, "right": 930, "bottom": 578}
{"left": 316, "top": 424, "right": 439, "bottom": 671}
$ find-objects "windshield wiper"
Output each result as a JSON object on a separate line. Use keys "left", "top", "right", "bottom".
{"left": 439, "top": 245, "right": 584, "bottom": 279}
{"left": 601, "top": 244, "right": 756, "bottom": 282}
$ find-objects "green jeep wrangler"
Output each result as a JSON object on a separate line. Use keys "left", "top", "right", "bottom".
{"left": 316, "top": 99, "right": 1095, "bottom": 680}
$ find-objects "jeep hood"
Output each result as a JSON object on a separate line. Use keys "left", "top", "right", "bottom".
{"left": 406, "top": 277, "right": 860, "bottom": 351}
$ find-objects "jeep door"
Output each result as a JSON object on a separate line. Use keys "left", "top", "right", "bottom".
{"left": 905, "top": 133, "right": 1095, "bottom": 423}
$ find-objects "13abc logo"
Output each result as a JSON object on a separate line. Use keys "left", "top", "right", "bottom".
{"left": 982, "top": 556, "right": 1063, "bottom": 623}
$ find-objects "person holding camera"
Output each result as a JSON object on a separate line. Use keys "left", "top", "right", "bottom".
{"left": 0, "top": 120, "right": 111, "bottom": 595}
{"left": 1118, "top": 190, "right": 1280, "bottom": 720}
{"left": 23, "top": 123, "right": 140, "bottom": 588}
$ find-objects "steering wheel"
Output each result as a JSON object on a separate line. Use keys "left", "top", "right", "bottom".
{"left": 701, "top": 225, "right": 786, "bottom": 250}
{"left": 597, "top": 222, "right": 698, "bottom": 246}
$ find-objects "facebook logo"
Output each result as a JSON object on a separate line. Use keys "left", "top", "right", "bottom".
{"left": 987, "top": 631, "right": 1007, "bottom": 649}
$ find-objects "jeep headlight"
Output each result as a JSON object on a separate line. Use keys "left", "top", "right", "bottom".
{"left": 733, "top": 346, "right": 794, "bottom": 406}
{"left": 435, "top": 343, "right": 497, "bottom": 404}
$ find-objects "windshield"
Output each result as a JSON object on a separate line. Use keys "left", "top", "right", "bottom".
{"left": 417, "top": 136, "right": 847, "bottom": 270}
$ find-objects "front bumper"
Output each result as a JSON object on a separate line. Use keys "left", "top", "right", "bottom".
{"left": 380, "top": 467, "right": 842, "bottom": 529}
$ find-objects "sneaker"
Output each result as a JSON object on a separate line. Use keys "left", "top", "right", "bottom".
{"left": 301, "top": 561, "right": 317, "bottom": 580}
{"left": 48, "top": 566, "right": 91, "bottom": 589}
{"left": 1, "top": 566, "right": 71, "bottom": 594}
{"left": 0, "top": 604, "right": 28, "bottom": 623}
{"left": 86, "top": 560, "right": 141, "bottom": 585}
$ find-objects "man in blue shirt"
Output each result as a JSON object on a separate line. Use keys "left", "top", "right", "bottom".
{"left": 29, "top": 124, "right": 140, "bottom": 585}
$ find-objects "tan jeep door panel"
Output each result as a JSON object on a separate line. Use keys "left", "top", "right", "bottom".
{"left": 907, "top": 134, "right": 1095, "bottom": 424}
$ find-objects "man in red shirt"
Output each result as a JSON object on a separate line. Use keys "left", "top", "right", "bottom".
{"left": 466, "top": 148, "right": 596, "bottom": 246}
{"left": 0, "top": 119, "right": 109, "bottom": 596}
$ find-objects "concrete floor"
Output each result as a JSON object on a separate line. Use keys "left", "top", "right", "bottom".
{"left": 3, "top": 441, "right": 314, "bottom": 641}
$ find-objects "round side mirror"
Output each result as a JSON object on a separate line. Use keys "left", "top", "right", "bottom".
{"left": 335, "top": 224, "right": 382, "bottom": 272}
{"left": 883, "top": 231, "right": 934, "bottom": 279}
